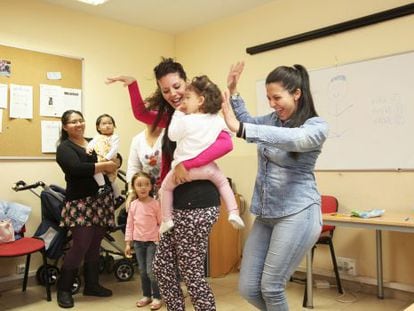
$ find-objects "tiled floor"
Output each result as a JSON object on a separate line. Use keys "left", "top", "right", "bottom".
{"left": 0, "top": 272, "right": 413, "bottom": 310}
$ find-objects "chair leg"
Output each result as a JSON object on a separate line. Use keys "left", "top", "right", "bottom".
{"left": 328, "top": 240, "right": 344, "bottom": 294}
{"left": 23, "top": 254, "right": 31, "bottom": 292}
{"left": 302, "top": 245, "right": 316, "bottom": 308}
{"left": 41, "top": 248, "right": 52, "bottom": 301}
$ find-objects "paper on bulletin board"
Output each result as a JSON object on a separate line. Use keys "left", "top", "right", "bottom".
{"left": 0, "top": 109, "right": 3, "bottom": 132}
{"left": 0, "top": 83, "right": 7, "bottom": 109}
{"left": 62, "top": 88, "right": 82, "bottom": 112}
{"left": 9, "top": 83, "right": 33, "bottom": 119}
{"left": 41, "top": 120, "right": 61, "bottom": 153}
{"left": 40, "top": 84, "right": 63, "bottom": 117}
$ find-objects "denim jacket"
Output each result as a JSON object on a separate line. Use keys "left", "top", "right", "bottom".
{"left": 231, "top": 96, "right": 329, "bottom": 218}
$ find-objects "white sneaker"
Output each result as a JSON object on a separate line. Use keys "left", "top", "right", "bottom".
{"left": 228, "top": 213, "right": 245, "bottom": 229}
{"left": 159, "top": 219, "right": 174, "bottom": 235}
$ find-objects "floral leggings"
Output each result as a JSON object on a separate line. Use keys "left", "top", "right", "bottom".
{"left": 153, "top": 206, "right": 219, "bottom": 311}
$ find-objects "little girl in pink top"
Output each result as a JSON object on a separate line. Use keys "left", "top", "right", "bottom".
{"left": 124, "top": 171, "right": 162, "bottom": 310}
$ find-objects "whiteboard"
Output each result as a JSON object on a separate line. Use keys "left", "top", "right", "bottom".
{"left": 255, "top": 51, "right": 414, "bottom": 170}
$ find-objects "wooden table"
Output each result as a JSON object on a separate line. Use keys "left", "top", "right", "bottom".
{"left": 304, "top": 212, "right": 414, "bottom": 308}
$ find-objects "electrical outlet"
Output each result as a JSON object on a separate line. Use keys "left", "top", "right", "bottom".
{"left": 337, "top": 257, "right": 357, "bottom": 276}
{"left": 16, "top": 264, "right": 26, "bottom": 274}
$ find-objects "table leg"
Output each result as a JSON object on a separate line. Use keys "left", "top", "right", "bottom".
{"left": 376, "top": 229, "right": 384, "bottom": 299}
{"left": 305, "top": 250, "right": 313, "bottom": 308}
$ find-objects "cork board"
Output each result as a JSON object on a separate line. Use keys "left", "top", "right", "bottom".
{"left": 0, "top": 44, "right": 82, "bottom": 159}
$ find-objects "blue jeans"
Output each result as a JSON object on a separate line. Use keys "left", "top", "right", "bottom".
{"left": 134, "top": 241, "right": 161, "bottom": 299}
{"left": 239, "top": 205, "right": 322, "bottom": 311}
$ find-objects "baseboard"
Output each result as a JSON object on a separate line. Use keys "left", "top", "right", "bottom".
{"left": 0, "top": 272, "right": 37, "bottom": 292}
{"left": 294, "top": 266, "right": 414, "bottom": 301}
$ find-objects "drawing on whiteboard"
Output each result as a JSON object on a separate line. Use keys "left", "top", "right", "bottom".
{"left": 326, "top": 74, "right": 353, "bottom": 139}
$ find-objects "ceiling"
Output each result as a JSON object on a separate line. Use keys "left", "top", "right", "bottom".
{"left": 41, "top": 0, "right": 275, "bottom": 35}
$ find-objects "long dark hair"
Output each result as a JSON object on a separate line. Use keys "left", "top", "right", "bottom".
{"left": 149, "top": 57, "right": 187, "bottom": 161}
{"left": 58, "top": 110, "right": 84, "bottom": 144}
{"left": 265, "top": 64, "right": 317, "bottom": 128}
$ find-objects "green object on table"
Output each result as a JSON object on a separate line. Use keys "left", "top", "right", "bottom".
{"left": 351, "top": 209, "right": 385, "bottom": 218}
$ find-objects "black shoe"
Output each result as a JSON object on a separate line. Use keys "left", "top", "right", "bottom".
{"left": 83, "top": 285, "right": 113, "bottom": 297}
{"left": 57, "top": 290, "right": 74, "bottom": 308}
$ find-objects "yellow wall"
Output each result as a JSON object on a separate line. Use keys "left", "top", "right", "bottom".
{"left": 1, "top": 0, "right": 414, "bottom": 289}
{"left": 175, "top": 0, "right": 414, "bottom": 287}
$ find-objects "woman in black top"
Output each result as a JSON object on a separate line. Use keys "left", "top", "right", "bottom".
{"left": 107, "top": 58, "right": 232, "bottom": 310}
{"left": 55, "top": 110, "right": 118, "bottom": 308}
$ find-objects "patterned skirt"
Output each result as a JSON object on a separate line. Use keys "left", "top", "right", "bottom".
{"left": 60, "top": 191, "right": 115, "bottom": 228}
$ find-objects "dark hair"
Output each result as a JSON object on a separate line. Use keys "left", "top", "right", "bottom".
{"left": 150, "top": 57, "right": 187, "bottom": 161}
{"left": 95, "top": 113, "right": 116, "bottom": 134}
{"left": 58, "top": 110, "right": 84, "bottom": 143}
{"left": 187, "top": 75, "right": 222, "bottom": 114}
{"left": 265, "top": 64, "right": 318, "bottom": 128}
{"left": 131, "top": 171, "right": 154, "bottom": 197}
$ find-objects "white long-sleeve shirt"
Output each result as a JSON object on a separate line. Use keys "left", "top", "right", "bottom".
{"left": 168, "top": 110, "right": 229, "bottom": 168}
{"left": 126, "top": 129, "right": 164, "bottom": 182}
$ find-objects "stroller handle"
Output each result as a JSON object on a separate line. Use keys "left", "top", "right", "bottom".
{"left": 12, "top": 180, "right": 46, "bottom": 192}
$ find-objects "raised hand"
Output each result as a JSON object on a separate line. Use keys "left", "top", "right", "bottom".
{"left": 105, "top": 75, "right": 136, "bottom": 87}
{"left": 227, "top": 61, "right": 245, "bottom": 94}
{"left": 221, "top": 90, "right": 240, "bottom": 133}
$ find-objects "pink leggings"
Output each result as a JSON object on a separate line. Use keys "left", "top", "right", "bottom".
{"left": 160, "top": 162, "right": 237, "bottom": 222}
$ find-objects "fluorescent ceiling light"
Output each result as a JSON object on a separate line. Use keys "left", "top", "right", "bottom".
{"left": 76, "top": 0, "right": 109, "bottom": 5}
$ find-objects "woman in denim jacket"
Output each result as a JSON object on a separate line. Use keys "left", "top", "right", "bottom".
{"left": 222, "top": 62, "right": 329, "bottom": 310}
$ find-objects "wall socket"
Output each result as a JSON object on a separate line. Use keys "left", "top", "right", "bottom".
{"left": 337, "top": 256, "right": 357, "bottom": 276}
{"left": 16, "top": 264, "right": 26, "bottom": 274}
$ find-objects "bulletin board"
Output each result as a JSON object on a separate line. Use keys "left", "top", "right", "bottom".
{"left": 0, "top": 44, "right": 82, "bottom": 159}
{"left": 255, "top": 50, "right": 414, "bottom": 170}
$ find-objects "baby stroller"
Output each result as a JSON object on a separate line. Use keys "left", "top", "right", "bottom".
{"left": 12, "top": 180, "right": 82, "bottom": 294}
{"left": 98, "top": 169, "right": 136, "bottom": 282}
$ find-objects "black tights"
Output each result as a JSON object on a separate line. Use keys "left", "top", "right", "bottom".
{"left": 62, "top": 225, "right": 106, "bottom": 270}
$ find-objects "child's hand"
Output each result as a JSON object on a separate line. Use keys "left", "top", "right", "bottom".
{"left": 124, "top": 244, "right": 133, "bottom": 258}
{"left": 86, "top": 147, "right": 93, "bottom": 155}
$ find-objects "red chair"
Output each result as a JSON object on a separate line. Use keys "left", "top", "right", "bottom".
{"left": 303, "top": 195, "right": 343, "bottom": 306}
{"left": 0, "top": 229, "right": 51, "bottom": 301}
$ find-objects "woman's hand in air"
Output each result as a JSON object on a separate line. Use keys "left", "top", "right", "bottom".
{"left": 227, "top": 61, "right": 245, "bottom": 94}
{"left": 105, "top": 75, "right": 136, "bottom": 87}
{"left": 221, "top": 90, "right": 240, "bottom": 133}
{"left": 173, "top": 163, "right": 191, "bottom": 185}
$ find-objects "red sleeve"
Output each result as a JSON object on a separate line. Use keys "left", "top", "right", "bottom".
{"left": 157, "top": 152, "right": 172, "bottom": 186}
{"left": 128, "top": 81, "right": 168, "bottom": 128}
{"left": 182, "top": 131, "right": 233, "bottom": 169}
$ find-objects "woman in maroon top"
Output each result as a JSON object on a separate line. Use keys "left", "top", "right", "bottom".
{"left": 107, "top": 58, "right": 232, "bottom": 310}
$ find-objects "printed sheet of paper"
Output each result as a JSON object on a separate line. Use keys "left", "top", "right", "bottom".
{"left": 0, "top": 83, "right": 7, "bottom": 109}
{"left": 0, "top": 109, "right": 3, "bottom": 133}
{"left": 40, "top": 84, "right": 63, "bottom": 117}
{"left": 41, "top": 120, "right": 61, "bottom": 153}
{"left": 62, "top": 88, "right": 82, "bottom": 112}
{"left": 9, "top": 84, "right": 33, "bottom": 119}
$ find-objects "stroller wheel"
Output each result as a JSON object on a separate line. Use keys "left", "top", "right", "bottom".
{"left": 105, "top": 255, "right": 115, "bottom": 273}
{"left": 71, "top": 275, "right": 82, "bottom": 295}
{"left": 98, "top": 255, "right": 106, "bottom": 273}
{"left": 114, "top": 259, "right": 134, "bottom": 282}
{"left": 36, "top": 264, "right": 60, "bottom": 286}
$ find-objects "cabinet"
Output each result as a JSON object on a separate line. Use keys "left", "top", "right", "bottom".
{"left": 208, "top": 194, "right": 243, "bottom": 277}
